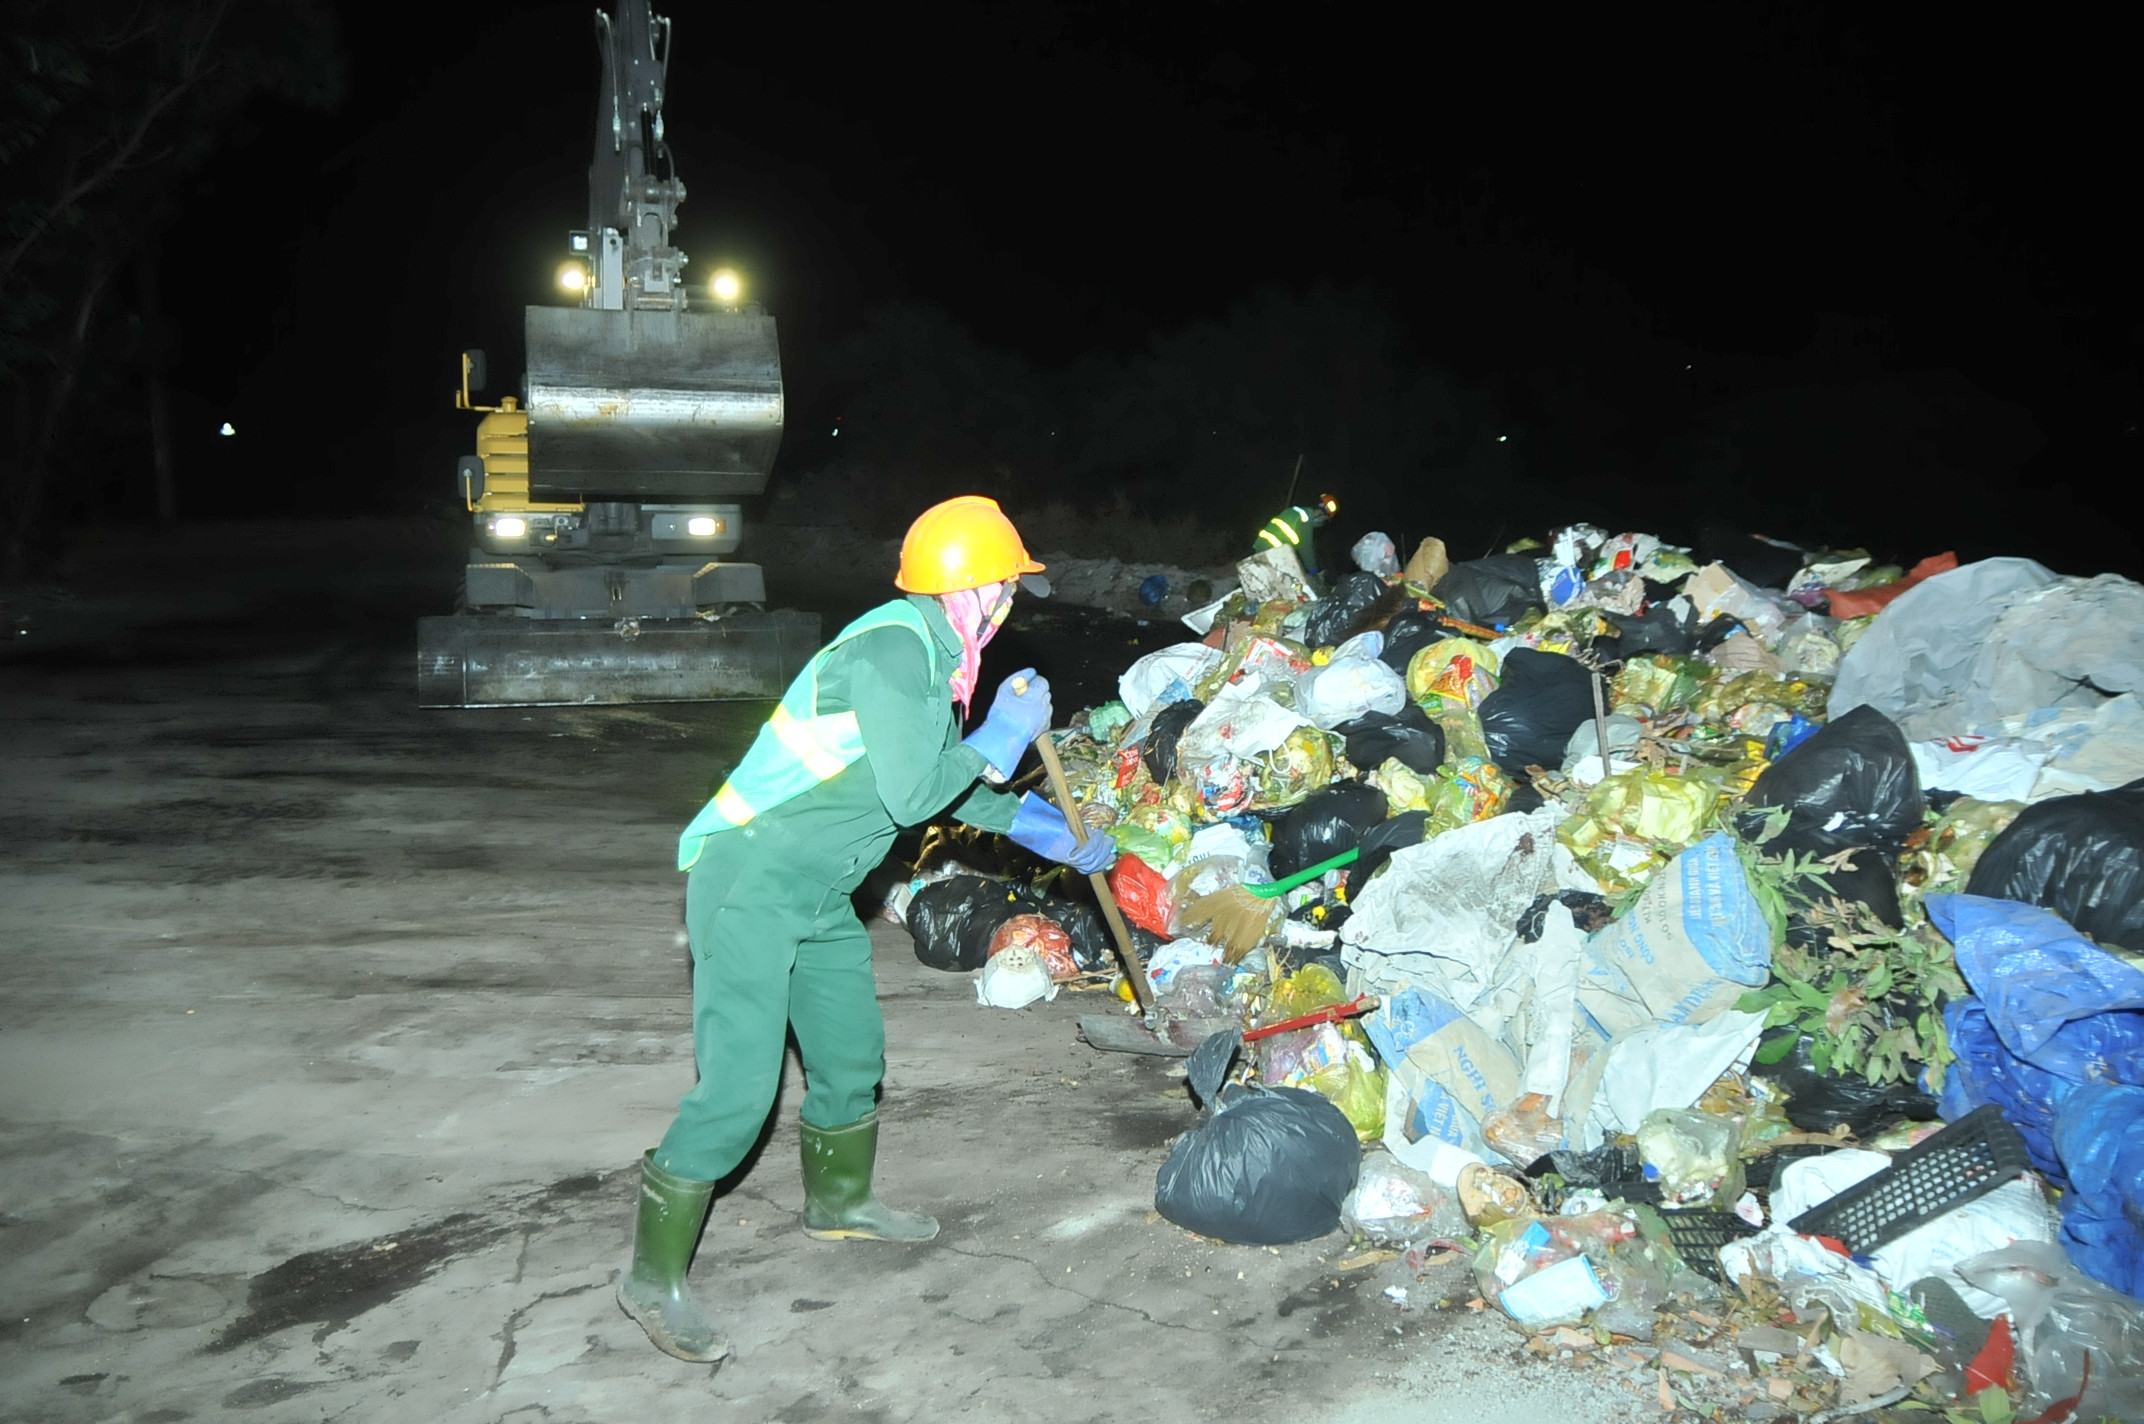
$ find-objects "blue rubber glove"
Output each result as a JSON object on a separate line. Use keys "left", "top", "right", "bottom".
{"left": 1007, "top": 793, "right": 1115, "bottom": 875}
{"left": 963, "top": 668, "right": 1051, "bottom": 781}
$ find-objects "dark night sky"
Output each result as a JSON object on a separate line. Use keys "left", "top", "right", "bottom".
{"left": 151, "top": 2, "right": 2137, "bottom": 570}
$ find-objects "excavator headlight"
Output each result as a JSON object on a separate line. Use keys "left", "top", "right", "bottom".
{"left": 557, "top": 262, "right": 589, "bottom": 295}
{"left": 709, "top": 268, "right": 742, "bottom": 306}
{"left": 492, "top": 516, "right": 529, "bottom": 539}
{"left": 686, "top": 516, "right": 719, "bottom": 537}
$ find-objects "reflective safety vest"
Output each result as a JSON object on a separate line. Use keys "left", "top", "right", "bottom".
{"left": 676, "top": 600, "right": 937, "bottom": 871}
{"left": 1256, "top": 505, "right": 1315, "bottom": 551}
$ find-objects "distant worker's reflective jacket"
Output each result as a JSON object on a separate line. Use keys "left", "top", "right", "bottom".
{"left": 1256, "top": 505, "right": 1320, "bottom": 552}
{"left": 675, "top": 596, "right": 1018, "bottom": 887}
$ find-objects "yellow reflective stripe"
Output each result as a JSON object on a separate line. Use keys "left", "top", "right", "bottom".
{"left": 1269, "top": 516, "right": 1302, "bottom": 546}
{"left": 1257, "top": 528, "right": 1282, "bottom": 548}
{"left": 768, "top": 704, "right": 849, "bottom": 780}
{"left": 712, "top": 782, "right": 756, "bottom": 825}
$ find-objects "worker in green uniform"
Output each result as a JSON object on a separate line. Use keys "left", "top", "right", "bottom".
{"left": 618, "top": 495, "right": 1114, "bottom": 1364}
{"left": 1255, "top": 492, "right": 1340, "bottom": 581}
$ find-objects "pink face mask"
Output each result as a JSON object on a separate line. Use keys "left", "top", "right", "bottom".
{"left": 940, "top": 581, "right": 1010, "bottom": 715}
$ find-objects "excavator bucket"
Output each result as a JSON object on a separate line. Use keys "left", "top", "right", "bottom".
{"left": 416, "top": 609, "right": 819, "bottom": 708}
{"left": 524, "top": 306, "right": 783, "bottom": 502}
{"left": 418, "top": 303, "right": 808, "bottom": 708}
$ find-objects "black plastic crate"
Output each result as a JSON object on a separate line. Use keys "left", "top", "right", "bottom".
{"left": 1662, "top": 1209, "right": 1760, "bottom": 1283}
{"left": 1786, "top": 1106, "right": 2032, "bottom": 1254}
{"left": 1743, "top": 1142, "right": 1836, "bottom": 1195}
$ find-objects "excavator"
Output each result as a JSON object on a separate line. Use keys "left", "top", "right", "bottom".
{"left": 416, "top": 1, "right": 819, "bottom": 706}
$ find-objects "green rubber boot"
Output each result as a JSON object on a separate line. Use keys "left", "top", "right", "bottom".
{"left": 799, "top": 1112, "right": 940, "bottom": 1242}
{"left": 616, "top": 1151, "right": 729, "bottom": 1364}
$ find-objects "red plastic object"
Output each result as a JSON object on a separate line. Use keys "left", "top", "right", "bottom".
{"left": 1966, "top": 1314, "right": 2015, "bottom": 1394}
{"left": 1824, "top": 551, "right": 1959, "bottom": 618}
{"left": 2020, "top": 1349, "right": 2087, "bottom": 1424}
{"left": 987, "top": 914, "right": 1078, "bottom": 981}
{"left": 1241, "top": 994, "right": 1380, "bottom": 1041}
{"left": 1106, "top": 854, "right": 1174, "bottom": 937}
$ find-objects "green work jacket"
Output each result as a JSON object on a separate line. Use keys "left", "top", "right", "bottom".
{"left": 686, "top": 595, "right": 1020, "bottom": 892}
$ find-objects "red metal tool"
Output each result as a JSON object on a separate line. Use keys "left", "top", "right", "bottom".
{"left": 1241, "top": 994, "right": 1380, "bottom": 1042}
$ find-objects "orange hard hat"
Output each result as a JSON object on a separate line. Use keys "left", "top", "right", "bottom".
{"left": 894, "top": 495, "right": 1045, "bottom": 594}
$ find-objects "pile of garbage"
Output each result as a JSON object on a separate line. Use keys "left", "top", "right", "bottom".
{"left": 904, "top": 525, "right": 2144, "bottom": 1419}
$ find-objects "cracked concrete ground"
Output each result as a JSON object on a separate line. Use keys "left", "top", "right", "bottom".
{"left": 0, "top": 522, "right": 1645, "bottom": 1422}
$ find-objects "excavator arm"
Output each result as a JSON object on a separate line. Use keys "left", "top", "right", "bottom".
{"left": 583, "top": 1, "right": 686, "bottom": 311}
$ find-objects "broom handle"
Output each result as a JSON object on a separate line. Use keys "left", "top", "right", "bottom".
{"left": 1591, "top": 668, "right": 1612, "bottom": 772}
{"left": 1032, "top": 731, "right": 1156, "bottom": 1018}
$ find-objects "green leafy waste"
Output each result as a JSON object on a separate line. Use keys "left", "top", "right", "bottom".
{"left": 1733, "top": 819, "right": 1967, "bottom": 1092}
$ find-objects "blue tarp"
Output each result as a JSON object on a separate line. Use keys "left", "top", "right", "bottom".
{"left": 1929, "top": 893, "right": 2144, "bottom": 1296}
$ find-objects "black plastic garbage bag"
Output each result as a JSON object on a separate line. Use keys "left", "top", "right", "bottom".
{"left": 1524, "top": 1142, "right": 1652, "bottom": 1197}
{"left": 1695, "top": 614, "right": 1742, "bottom": 654}
{"left": 1154, "top": 1029, "right": 1361, "bottom": 1245}
{"left": 1270, "top": 782, "right": 1389, "bottom": 879}
{"left": 1143, "top": 698, "right": 1205, "bottom": 784}
{"left": 1754, "top": 1031, "right": 1940, "bottom": 1136}
{"left": 1053, "top": 898, "right": 1114, "bottom": 972}
{"left": 1516, "top": 890, "right": 1615, "bottom": 942}
{"left": 910, "top": 876, "right": 1117, "bottom": 972}
{"left": 1504, "top": 784, "right": 1547, "bottom": 815}
{"left": 1479, "top": 648, "right": 1596, "bottom": 777}
{"left": 1378, "top": 610, "right": 1447, "bottom": 672}
{"left": 907, "top": 875, "right": 1043, "bottom": 970}
{"left": 1352, "top": 810, "right": 1429, "bottom": 887}
{"left": 1606, "top": 601, "right": 1699, "bottom": 657}
{"left": 1965, "top": 779, "right": 2144, "bottom": 951}
{"left": 1335, "top": 703, "right": 1445, "bottom": 775}
{"left": 1301, "top": 572, "right": 1391, "bottom": 651}
{"left": 1736, "top": 705, "right": 1925, "bottom": 855}
{"left": 1783, "top": 846, "right": 1903, "bottom": 949}
{"left": 1128, "top": 923, "right": 1166, "bottom": 965}
{"left": 1697, "top": 523, "right": 1805, "bottom": 590}
{"left": 1432, "top": 554, "right": 1543, "bottom": 629}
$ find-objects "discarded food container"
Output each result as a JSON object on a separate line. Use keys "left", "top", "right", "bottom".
{"left": 1636, "top": 1108, "right": 1745, "bottom": 1210}
{"left": 1341, "top": 1150, "right": 1469, "bottom": 1247}
{"left": 1499, "top": 1253, "right": 1610, "bottom": 1327}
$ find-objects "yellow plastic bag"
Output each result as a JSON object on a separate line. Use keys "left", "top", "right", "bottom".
{"left": 1691, "top": 670, "right": 1824, "bottom": 729}
{"left": 1428, "top": 756, "right": 1512, "bottom": 834}
{"left": 1269, "top": 962, "right": 1347, "bottom": 1020}
{"left": 1611, "top": 655, "right": 1702, "bottom": 717}
{"left": 1581, "top": 766, "right": 1720, "bottom": 843}
{"left": 1307, "top": 1049, "right": 1388, "bottom": 1143}
{"left": 1433, "top": 702, "right": 1491, "bottom": 763}
{"left": 1368, "top": 757, "right": 1437, "bottom": 813}
{"left": 1250, "top": 725, "right": 1335, "bottom": 810}
{"left": 1556, "top": 766, "right": 1722, "bottom": 894}
{"left": 1406, "top": 638, "right": 1500, "bottom": 709}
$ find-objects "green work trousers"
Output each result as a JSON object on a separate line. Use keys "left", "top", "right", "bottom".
{"left": 652, "top": 830, "right": 885, "bottom": 1183}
